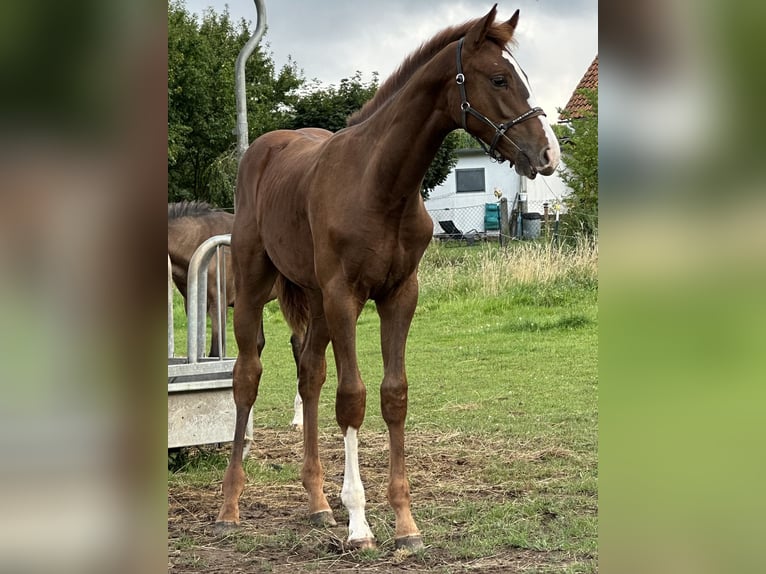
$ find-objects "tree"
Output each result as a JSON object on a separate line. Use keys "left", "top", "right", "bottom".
{"left": 553, "top": 88, "right": 598, "bottom": 236}
{"left": 422, "top": 131, "right": 459, "bottom": 199}
{"left": 290, "top": 71, "right": 379, "bottom": 132}
{"left": 168, "top": 1, "right": 302, "bottom": 206}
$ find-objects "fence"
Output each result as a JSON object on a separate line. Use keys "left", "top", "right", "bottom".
{"left": 428, "top": 203, "right": 495, "bottom": 239}
{"left": 426, "top": 195, "right": 576, "bottom": 245}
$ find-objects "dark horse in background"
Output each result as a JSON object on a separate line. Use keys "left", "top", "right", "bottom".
{"left": 168, "top": 202, "right": 305, "bottom": 427}
{"left": 216, "top": 6, "right": 560, "bottom": 550}
{"left": 168, "top": 201, "right": 236, "bottom": 358}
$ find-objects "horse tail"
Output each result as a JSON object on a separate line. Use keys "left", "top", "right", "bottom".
{"left": 275, "top": 274, "right": 309, "bottom": 336}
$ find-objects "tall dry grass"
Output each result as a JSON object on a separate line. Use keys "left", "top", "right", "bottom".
{"left": 418, "top": 237, "right": 598, "bottom": 299}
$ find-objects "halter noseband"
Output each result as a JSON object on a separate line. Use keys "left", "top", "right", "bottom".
{"left": 455, "top": 37, "right": 546, "bottom": 163}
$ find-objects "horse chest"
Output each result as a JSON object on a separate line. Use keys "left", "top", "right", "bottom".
{"left": 367, "top": 251, "right": 413, "bottom": 282}
{"left": 355, "top": 235, "right": 429, "bottom": 297}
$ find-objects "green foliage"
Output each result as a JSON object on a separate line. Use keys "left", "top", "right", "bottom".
{"left": 453, "top": 129, "right": 484, "bottom": 150}
{"left": 554, "top": 88, "right": 598, "bottom": 236}
{"left": 290, "top": 71, "right": 379, "bottom": 132}
{"left": 168, "top": 1, "right": 302, "bottom": 206}
{"left": 422, "top": 131, "right": 459, "bottom": 200}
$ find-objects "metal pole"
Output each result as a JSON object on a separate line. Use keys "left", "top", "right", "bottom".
{"left": 499, "top": 197, "right": 509, "bottom": 247}
{"left": 220, "top": 247, "right": 228, "bottom": 356}
{"left": 233, "top": 0, "right": 267, "bottom": 210}
{"left": 168, "top": 255, "right": 175, "bottom": 358}
{"left": 215, "top": 246, "right": 225, "bottom": 358}
{"left": 518, "top": 178, "right": 528, "bottom": 239}
{"left": 187, "top": 234, "right": 232, "bottom": 362}
{"left": 235, "top": 0, "right": 267, "bottom": 165}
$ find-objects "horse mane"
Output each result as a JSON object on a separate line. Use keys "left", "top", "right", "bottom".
{"left": 168, "top": 200, "right": 215, "bottom": 220}
{"left": 347, "top": 17, "right": 517, "bottom": 127}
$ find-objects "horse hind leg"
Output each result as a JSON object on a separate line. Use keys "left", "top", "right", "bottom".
{"left": 242, "top": 317, "right": 267, "bottom": 459}
{"left": 291, "top": 387, "right": 304, "bottom": 430}
{"left": 295, "top": 299, "right": 336, "bottom": 528}
{"left": 290, "top": 332, "right": 304, "bottom": 430}
{"left": 208, "top": 263, "right": 226, "bottom": 357}
{"left": 207, "top": 298, "right": 222, "bottom": 357}
{"left": 275, "top": 276, "right": 308, "bottom": 431}
{"left": 214, "top": 256, "right": 276, "bottom": 532}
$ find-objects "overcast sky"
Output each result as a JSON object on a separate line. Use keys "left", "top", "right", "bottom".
{"left": 183, "top": 0, "right": 597, "bottom": 123}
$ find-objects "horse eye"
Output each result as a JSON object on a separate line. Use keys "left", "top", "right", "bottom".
{"left": 491, "top": 76, "right": 508, "bottom": 88}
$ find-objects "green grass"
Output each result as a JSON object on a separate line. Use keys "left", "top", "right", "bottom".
{"left": 168, "top": 239, "right": 598, "bottom": 571}
{"left": 168, "top": 447, "right": 300, "bottom": 488}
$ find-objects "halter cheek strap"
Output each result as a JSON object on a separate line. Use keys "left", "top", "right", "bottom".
{"left": 455, "top": 37, "right": 546, "bottom": 163}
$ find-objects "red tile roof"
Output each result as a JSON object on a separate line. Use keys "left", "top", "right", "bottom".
{"left": 560, "top": 55, "right": 598, "bottom": 121}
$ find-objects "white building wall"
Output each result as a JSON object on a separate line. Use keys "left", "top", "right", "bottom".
{"left": 424, "top": 149, "right": 572, "bottom": 235}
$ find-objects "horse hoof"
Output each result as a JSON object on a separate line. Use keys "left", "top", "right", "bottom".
{"left": 348, "top": 537, "right": 376, "bottom": 551}
{"left": 213, "top": 521, "right": 239, "bottom": 536}
{"left": 290, "top": 424, "right": 303, "bottom": 432}
{"left": 309, "top": 510, "right": 337, "bottom": 527}
{"left": 395, "top": 534, "right": 424, "bottom": 551}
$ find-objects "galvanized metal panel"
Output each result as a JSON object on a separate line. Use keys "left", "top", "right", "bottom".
{"left": 168, "top": 359, "right": 235, "bottom": 378}
{"left": 168, "top": 234, "right": 243, "bottom": 449}
{"left": 167, "top": 380, "right": 251, "bottom": 449}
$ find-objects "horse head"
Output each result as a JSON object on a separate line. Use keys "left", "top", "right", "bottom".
{"left": 453, "top": 6, "right": 560, "bottom": 178}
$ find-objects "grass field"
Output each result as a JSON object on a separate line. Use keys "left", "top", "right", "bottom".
{"left": 168, "top": 239, "right": 598, "bottom": 573}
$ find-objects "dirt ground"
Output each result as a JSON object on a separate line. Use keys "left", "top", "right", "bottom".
{"left": 168, "top": 428, "right": 587, "bottom": 573}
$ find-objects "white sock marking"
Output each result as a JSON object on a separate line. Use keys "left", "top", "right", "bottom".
{"left": 291, "top": 383, "right": 303, "bottom": 428}
{"left": 342, "top": 427, "right": 374, "bottom": 543}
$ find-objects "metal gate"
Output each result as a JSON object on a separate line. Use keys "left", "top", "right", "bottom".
{"left": 167, "top": 235, "right": 251, "bottom": 449}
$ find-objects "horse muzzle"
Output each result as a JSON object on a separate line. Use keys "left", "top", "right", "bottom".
{"left": 536, "top": 145, "right": 559, "bottom": 176}
{"left": 510, "top": 145, "right": 558, "bottom": 179}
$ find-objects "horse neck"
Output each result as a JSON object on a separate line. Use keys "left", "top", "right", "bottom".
{"left": 167, "top": 227, "right": 191, "bottom": 270}
{"left": 167, "top": 218, "right": 212, "bottom": 265}
{"left": 353, "top": 50, "right": 457, "bottom": 201}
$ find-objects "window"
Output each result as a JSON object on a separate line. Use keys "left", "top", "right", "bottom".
{"left": 455, "top": 168, "right": 485, "bottom": 193}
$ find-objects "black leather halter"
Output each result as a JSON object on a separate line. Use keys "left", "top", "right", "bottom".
{"left": 455, "top": 37, "right": 546, "bottom": 163}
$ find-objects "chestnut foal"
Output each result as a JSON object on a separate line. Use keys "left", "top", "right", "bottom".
{"left": 216, "top": 6, "right": 559, "bottom": 550}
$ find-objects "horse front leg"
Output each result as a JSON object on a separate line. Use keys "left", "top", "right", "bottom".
{"left": 324, "top": 290, "right": 375, "bottom": 549}
{"left": 376, "top": 276, "right": 423, "bottom": 550}
{"left": 214, "top": 256, "right": 275, "bottom": 532}
{"left": 214, "top": 303, "right": 263, "bottom": 530}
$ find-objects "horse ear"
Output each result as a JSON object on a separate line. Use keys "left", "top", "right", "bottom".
{"left": 465, "top": 4, "right": 498, "bottom": 48}
{"left": 508, "top": 9, "right": 520, "bottom": 30}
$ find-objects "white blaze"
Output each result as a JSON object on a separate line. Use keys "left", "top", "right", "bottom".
{"left": 502, "top": 52, "right": 561, "bottom": 168}
{"left": 341, "top": 427, "right": 374, "bottom": 543}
